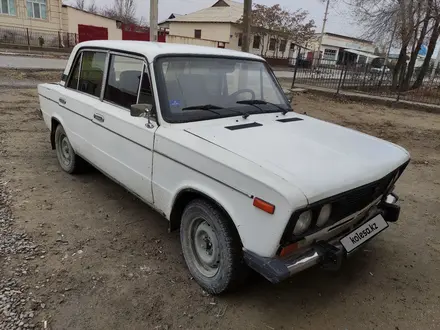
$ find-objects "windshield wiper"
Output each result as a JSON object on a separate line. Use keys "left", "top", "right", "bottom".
{"left": 237, "top": 100, "right": 291, "bottom": 115}
{"left": 181, "top": 104, "right": 223, "bottom": 115}
{"left": 182, "top": 104, "right": 251, "bottom": 119}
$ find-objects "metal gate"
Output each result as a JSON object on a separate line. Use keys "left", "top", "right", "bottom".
{"left": 122, "top": 24, "right": 166, "bottom": 42}
{"left": 78, "top": 24, "right": 108, "bottom": 43}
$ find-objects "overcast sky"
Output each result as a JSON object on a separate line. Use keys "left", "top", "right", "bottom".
{"left": 67, "top": 0, "right": 357, "bottom": 37}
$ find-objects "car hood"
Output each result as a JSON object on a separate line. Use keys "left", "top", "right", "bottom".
{"left": 184, "top": 114, "right": 410, "bottom": 203}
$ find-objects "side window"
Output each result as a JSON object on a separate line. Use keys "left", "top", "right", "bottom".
{"left": 66, "top": 54, "right": 81, "bottom": 89}
{"left": 104, "top": 55, "right": 145, "bottom": 109}
{"left": 138, "top": 65, "right": 154, "bottom": 106}
{"left": 78, "top": 51, "right": 106, "bottom": 98}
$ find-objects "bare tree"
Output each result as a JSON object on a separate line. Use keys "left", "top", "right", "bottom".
{"left": 101, "top": 0, "right": 137, "bottom": 24}
{"left": 347, "top": 0, "right": 440, "bottom": 90}
{"left": 237, "top": 4, "right": 315, "bottom": 58}
{"left": 74, "top": 0, "right": 86, "bottom": 10}
{"left": 87, "top": 0, "right": 98, "bottom": 14}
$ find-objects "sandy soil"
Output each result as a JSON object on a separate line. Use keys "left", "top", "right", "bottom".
{"left": 0, "top": 69, "right": 61, "bottom": 82}
{"left": 0, "top": 86, "right": 439, "bottom": 330}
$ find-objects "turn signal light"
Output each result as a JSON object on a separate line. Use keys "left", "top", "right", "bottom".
{"left": 253, "top": 197, "right": 275, "bottom": 214}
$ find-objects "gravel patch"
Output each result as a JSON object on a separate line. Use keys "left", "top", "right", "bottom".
{"left": 0, "top": 179, "right": 41, "bottom": 330}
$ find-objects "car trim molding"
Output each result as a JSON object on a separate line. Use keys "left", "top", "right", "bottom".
{"left": 39, "top": 94, "right": 89, "bottom": 121}
{"left": 39, "top": 94, "right": 152, "bottom": 151}
{"left": 154, "top": 150, "right": 254, "bottom": 199}
{"left": 39, "top": 94, "right": 252, "bottom": 199}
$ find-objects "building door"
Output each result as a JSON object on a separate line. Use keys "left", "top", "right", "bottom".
{"left": 78, "top": 24, "right": 108, "bottom": 43}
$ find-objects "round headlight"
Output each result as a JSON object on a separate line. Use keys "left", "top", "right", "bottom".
{"left": 316, "top": 204, "right": 332, "bottom": 227}
{"left": 293, "top": 210, "right": 312, "bottom": 235}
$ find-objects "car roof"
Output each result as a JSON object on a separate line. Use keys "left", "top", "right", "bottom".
{"left": 76, "top": 40, "right": 265, "bottom": 62}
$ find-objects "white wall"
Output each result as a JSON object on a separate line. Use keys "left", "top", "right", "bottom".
{"left": 168, "top": 22, "right": 231, "bottom": 43}
{"left": 0, "top": 0, "right": 63, "bottom": 31}
{"left": 166, "top": 35, "right": 218, "bottom": 48}
{"left": 65, "top": 6, "right": 122, "bottom": 40}
{"left": 313, "top": 34, "right": 375, "bottom": 53}
{"left": 228, "top": 24, "right": 293, "bottom": 59}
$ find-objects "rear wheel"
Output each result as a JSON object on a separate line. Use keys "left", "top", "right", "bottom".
{"left": 54, "top": 125, "right": 83, "bottom": 174}
{"left": 180, "top": 199, "right": 248, "bottom": 294}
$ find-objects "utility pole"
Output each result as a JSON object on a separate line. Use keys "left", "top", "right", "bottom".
{"left": 316, "top": 0, "right": 330, "bottom": 60}
{"left": 379, "top": 22, "right": 397, "bottom": 86}
{"left": 149, "top": 0, "right": 158, "bottom": 42}
{"left": 242, "top": 0, "right": 252, "bottom": 52}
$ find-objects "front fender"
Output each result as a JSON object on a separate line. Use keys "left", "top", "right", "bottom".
{"left": 153, "top": 153, "right": 297, "bottom": 257}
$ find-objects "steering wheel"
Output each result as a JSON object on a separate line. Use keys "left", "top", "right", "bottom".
{"left": 228, "top": 89, "right": 256, "bottom": 103}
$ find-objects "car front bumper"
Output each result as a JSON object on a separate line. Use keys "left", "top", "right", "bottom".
{"left": 243, "top": 193, "right": 400, "bottom": 284}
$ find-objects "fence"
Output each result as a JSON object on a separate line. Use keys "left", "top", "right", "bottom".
{"left": 0, "top": 25, "right": 78, "bottom": 50}
{"left": 291, "top": 55, "right": 440, "bottom": 106}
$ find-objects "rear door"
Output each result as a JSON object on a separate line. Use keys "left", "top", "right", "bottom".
{"left": 90, "top": 53, "right": 157, "bottom": 204}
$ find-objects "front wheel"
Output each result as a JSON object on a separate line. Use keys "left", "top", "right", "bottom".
{"left": 180, "top": 199, "right": 248, "bottom": 294}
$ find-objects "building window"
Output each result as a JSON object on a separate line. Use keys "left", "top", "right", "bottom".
{"left": 253, "top": 35, "right": 260, "bottom": 49}
{"left": 194, "top": 29, "right": 201, "bottom": 39}
{"left": 269, "top": 38, "right": 276, "bottom": 51}
{"left": 323, "top": 48, "right": 337, "bottom": 61}
{"left": 279, "top": 39, "right": 287, "bottom": 52}
{"left": 238, "top": 33, "right": 242, "bottom": 47}
{"left": 27, "top": 0, "right": 47, "bottom": 19}
{"left": 1, "top": 0, "right": 16, "bottom": 15}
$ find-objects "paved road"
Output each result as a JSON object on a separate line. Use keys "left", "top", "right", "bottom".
{"left": 0, "top": 55, "right": 67, "bottom": 70}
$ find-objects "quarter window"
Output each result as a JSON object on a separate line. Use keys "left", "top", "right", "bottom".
{"left": 27, "top": 0, "right": 46, "bottom": 19}
{"left": 1, "top": 0, "right": 16, "bottom": 15}
{"left": 104, "top": 55, "right": 152, "bottom": 109}
{"left": 78, "top": 51, "right": 106, "bottom": 97}
{"left": 67, "top": 54, "right": 81, "bottom": 90}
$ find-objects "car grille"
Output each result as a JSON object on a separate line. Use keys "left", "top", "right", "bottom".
{"left": 327, "top": 172, "right": 394, "bottom": 225}
{"left": 280, "top": 161, "right": 410, "bottom": 246}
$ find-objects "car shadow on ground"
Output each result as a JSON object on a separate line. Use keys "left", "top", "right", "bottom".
{"left": 78, "top": 163, "right": 382, "bottom": 301}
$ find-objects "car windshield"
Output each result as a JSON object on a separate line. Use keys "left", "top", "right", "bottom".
{"left": 155, "top": 56, "right": 290, "bottom": 123}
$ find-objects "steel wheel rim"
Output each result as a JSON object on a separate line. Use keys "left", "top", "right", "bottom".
{"left": 58, "top": 134, "right": 71, "bottom": 167}
{"left": 190, "top": 218, "right": 220, "bottom": 278}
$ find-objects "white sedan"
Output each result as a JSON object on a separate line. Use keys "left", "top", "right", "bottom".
{"left": 38, "top": 40, "right": 410, "bottom": 294}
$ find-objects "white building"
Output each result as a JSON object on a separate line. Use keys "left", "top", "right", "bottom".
{"left": 160, "top": 0, "right": 300, "bottom": 62}
{"left": 310, "top": 32, "right": 377, "bottom": 65}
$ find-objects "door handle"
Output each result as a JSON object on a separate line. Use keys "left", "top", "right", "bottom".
{"left": 93, "top": 113, "right": 104, "bottom": 122}
{"left": 59, "top": 98, "right": 66, "bottom": 105}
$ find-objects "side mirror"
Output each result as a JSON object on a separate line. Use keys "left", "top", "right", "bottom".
{"left": 283, "top": 89, "right": 294, "bottom": 103}
{"left": 131, "top": 103, "right": 155, "bottom": 129}
{"left": 130, "top": 103, "right": 152, "bottom": 117}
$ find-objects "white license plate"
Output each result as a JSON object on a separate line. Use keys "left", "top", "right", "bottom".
{"left": 340, "top": 215, "right": 388, "bottom": 253}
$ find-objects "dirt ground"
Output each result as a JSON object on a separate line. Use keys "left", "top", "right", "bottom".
{"left": 0, "top": 80, "right": 439, "bottom": 330}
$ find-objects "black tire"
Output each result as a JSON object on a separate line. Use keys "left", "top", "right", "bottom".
{"left": 180, "top": 199, "right": 249, "bottom": 294}
{"left": 54, "top": 125, "right": 84, "bottom": 174}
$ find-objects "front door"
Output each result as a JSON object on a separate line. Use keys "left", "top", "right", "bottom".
{"left": 90, "top": 54, "right": 157, "bottom": 204}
